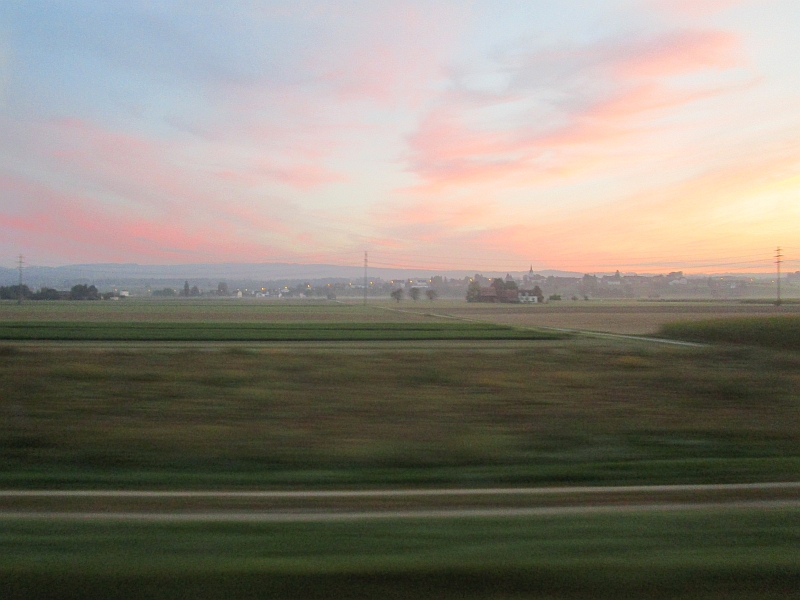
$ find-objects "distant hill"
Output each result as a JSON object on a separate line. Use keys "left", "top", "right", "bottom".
{"left": 0, "top": 262, "right": 586, "bottom": 291}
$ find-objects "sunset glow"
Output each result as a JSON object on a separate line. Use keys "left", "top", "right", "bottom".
{"left": 1, "top": 0, "right": 798, "bottom": 272}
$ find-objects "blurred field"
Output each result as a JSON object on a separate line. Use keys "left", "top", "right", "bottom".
{"left": 0, "top": 321, "right": 559, "bottom": 342}
{"left": 2, "top": 340, "right": 798, "bottom": 487}
{"left": 4, "top": 299, "right": 800, "bottom": 336}
{"left": 0, "top": 299, "right": 440, "bottom": 323}
{"left": 432, "top": 301, "right": 800, "bottom": 335}
{"left": 660, "top": 316, "right": 800, "bottom": 350}
{"left": 1, "top": 509, "right": 797, "bottom": 599}
{"left": 2, "top": 300, "right": 799, "bottom": 599}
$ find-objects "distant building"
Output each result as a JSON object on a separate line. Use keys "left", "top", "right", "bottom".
{"left": 473, "top": 286, "right": 521, "bottom": 303}
{"left": 522, "top": 266, "right": 546, "bottom": 287}
{"left": 475, "top": 287, "right": 499, "bottom": 302}
{"left": 518, "top": 288, "right": 544, "bottom": 303}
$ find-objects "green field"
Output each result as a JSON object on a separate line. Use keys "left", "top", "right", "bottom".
{"left": 3, "top": 298, "right": 799, "bottom": 335}
{"left": 660, "top": 315, "right": 800, "bottom": 350}
{"left": 0, "top": 299, "right": 441, "bottom": 323}
{"left": 0, "top": 321, "right": 561, "bottom": 341}
{"left": 2, "top": 340, "right": 798, "bottom": 487}
{"left": 2, "top": 302, "right": 798, "bottom": 599}
{"left": 1, "top": 509, "right": 797, "bottom": 599}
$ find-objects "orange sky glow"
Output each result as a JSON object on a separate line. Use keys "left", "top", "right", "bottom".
{"left": 1, "top": 1, "right": 798, "bottom": 273}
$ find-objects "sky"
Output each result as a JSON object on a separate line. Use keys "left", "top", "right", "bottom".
{"left": 1, "top": 0, "right": 799, "bottom": 273}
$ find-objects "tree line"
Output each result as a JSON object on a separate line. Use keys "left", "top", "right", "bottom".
{"left": 0, "top": 284, "right": 102, "bottom": 301}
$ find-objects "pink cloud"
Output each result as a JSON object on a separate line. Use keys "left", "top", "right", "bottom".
{"left": 35, "top": 118, "right": 198, "bottom": 215}
{"left": 403, "top": 28, "right": 745, "bottom": 191}
{"left": 262, "top": 163, "right": 348, "bottom": 190}
{"left": 614, "top": 30, "right": 739, "bottom": 78}
{"left": 302, "top": 2, "right": 462, "bottom": 107}
{"left": 13, "top": 117, "right": 312, "bottom": 231}
{"left": 0, "top": 115, "right": 344, "bottom": 263}
{"left": 216, "top": 161, "right": 347, "bottom": 190}
{"left": 0, "top": 173, "right": 296, "bottom": 264}
{"left": 652, "top": 0, "right": 751, "bottom": 17}
{"left": 414, "top": 140, "right": 800, "bottom": 273}
{"left": 372, "top": 197, "right": 497, "bottom": 245}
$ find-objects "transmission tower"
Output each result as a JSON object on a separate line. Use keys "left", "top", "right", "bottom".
{"left": 17, "top": 255, "right": 24, "bottom": 305}
{"left": 775, "top": 247, "right": 782, "bottom": 306}
{"left": 363, "top": 251, "right": 368, "bottom": 306}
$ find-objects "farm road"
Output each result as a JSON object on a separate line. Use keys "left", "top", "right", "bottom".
{"left": 4, "top": 482, "right": 799, "bottom": 498}
{"left": 2, "top": 483, "right": 798, "bottom": 521}
{"left": 1, "top": 501, "right": 798, "bottom": 523}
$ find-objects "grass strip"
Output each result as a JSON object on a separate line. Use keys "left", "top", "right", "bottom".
{"left": 2, "top": 344, "right": 798, "bottom": 486}
{"left": 0, "top": 509, "right": 797, "bottom": 599}
{"left": 0, "top": 321, "right": 563, "bottom": 341}
{"left": 2, "top": 457, "right": 800, "bottom": 490}
{"left": 659, "top": 316, "right": 800, "bottom": 350}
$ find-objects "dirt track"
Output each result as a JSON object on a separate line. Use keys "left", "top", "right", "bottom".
{"left": 2, "top": 500, "right": 798, "bottom": 522}
{"left": 2, "top": 483, "right": 798, "bottom": 518}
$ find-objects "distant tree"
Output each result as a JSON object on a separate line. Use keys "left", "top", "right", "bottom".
{"left": 190, "top": 285, "right": 200, "bottom": 296}
{"left": 491, "top": 278, "right": 506, "bottom": 294}
{"left": 466, "top": 281, "right": 481, "bottom": 302}
{"left": 184, "top": 281, "right": 190, "bottom": 297}
{"left": 532, "top": 286, "right": 544, "bottom": 303}
{"left": 70, "top": 284, "right": 100, "bottom": 300}
{"left": 409, "top": 287, "right": 421, "bottom": 301}
{"left": 390, "top": 288, "right": 403, "bottom": 303}
{"left": 425, "top": 289, "right": 437, "bottom": 302}
{"left": 32, "top": 287, "right": 62, "bottom": 300}
{"left": 548, "top": 294, "right": 562, "bottom": 301}
{"left": 505, "top": 280, "right": 518, "bottom": 290}
{"left": 217, "top": 282, "right": 229, "bottom": 296}
{"left": 152, "top": 287, "right": 177, "bottom": 297}
{"left": 0, "top": 285, "right": 33, "bottom": 300}
{"left": 293, "top": 283, "right": 312, "bottom": 296}
{"left": 487, "top": 278, "right": 507, "bottom": 302}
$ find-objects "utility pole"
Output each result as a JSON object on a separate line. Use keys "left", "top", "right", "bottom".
{"left": 775, "top": 247, "right": 782, "bottom": 306}
{"left": 363, "top": 251, "right": 368, "bottom": 306}
{"left": 17, "top": 255, "right": 24, "bottom": 305}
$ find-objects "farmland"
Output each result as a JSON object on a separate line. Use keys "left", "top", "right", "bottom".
{"left": 1, "top": 298, "right": 799, "bottom": 598}
{"left": 430, "top": 300, "right": 800, "bottom": 335}
{"left": 1, "top": 299, "right": 798, "bottom": 487}
{"left": 660, "top": 315, "right": 800, "bottom": 350}
{"left": 1, "top": 508, "right": 797, "bottom": 599}
{"left": 0, "top": 321, "right": 559, "bottom": 342}
{"left": 0, "top": 299, "right": 430, "bottom": 323}
{"left": 1, "top": 338, "right": 798, "bottom": 488}
{"left": 4, "top": 298, "right": 800, "bottom": 336}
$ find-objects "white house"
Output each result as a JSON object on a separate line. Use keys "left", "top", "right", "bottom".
{"left": 518, "top": 289, "right": 543, "bottom": 303}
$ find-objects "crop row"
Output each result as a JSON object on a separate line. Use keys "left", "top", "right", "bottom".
{"left": 0, "top": 321, "right": 562, "bottom": 341}
{"left": 659, "top": 316, "right": 800, "bottom": 350}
